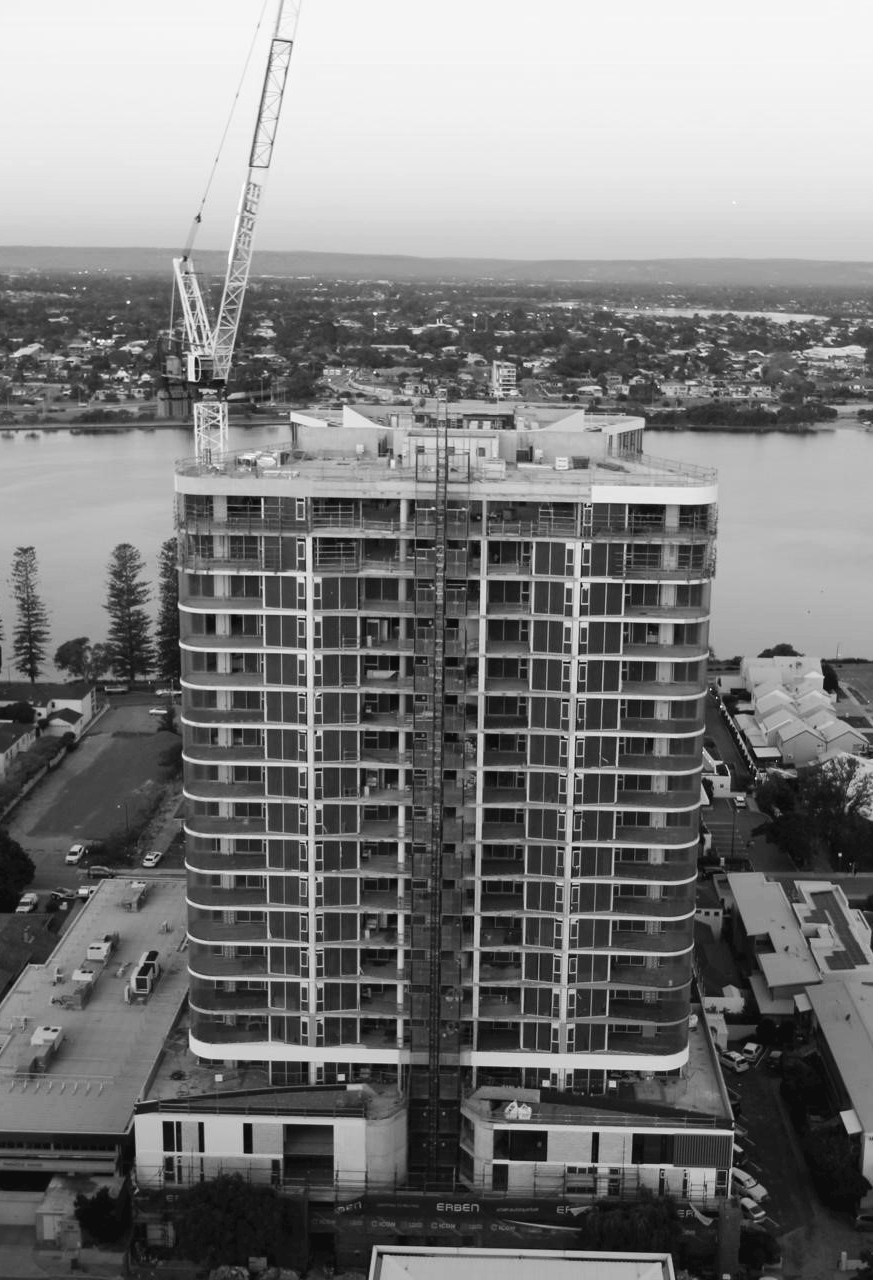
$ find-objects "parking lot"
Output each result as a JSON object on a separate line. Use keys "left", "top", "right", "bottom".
{"left": 5, "top": 700, "right": 182, "bottom": 894}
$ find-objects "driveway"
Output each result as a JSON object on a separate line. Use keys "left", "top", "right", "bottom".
{"left": 728, "top": 1059, "right": 861, "bottom": 1279}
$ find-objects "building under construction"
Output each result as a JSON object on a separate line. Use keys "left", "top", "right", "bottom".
{"left": 158, "top": 398, "right": 734, "bottom": 1209}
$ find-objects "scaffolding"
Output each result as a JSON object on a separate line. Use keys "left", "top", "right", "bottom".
{"left": 407, "top": 394, "right": 465, "bottom": 1183}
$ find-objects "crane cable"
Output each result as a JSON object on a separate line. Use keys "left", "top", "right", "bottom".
{"left": 169, "top": 1, "right": 271, "bottom": 341}
{"left": 180, "top": 0, "right": 271, "bottom": 265}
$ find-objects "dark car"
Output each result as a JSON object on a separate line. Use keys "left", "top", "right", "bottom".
{"left": 86, "top": 865, "right": 116, "bottom": 880}
{"left": 50, "top": 887, "right": 78, "bottom": 902}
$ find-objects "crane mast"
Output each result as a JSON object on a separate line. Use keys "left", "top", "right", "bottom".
{"left": 173, "top": 0, "right": 302, "bottom": 463}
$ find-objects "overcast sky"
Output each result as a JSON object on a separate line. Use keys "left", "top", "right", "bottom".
{"left": 4, "top": 0, "right": 872, "bottom": 260}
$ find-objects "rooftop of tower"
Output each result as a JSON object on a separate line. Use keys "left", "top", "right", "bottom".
{"left": 176, "top": 403, "right": 716, "bottom": 495}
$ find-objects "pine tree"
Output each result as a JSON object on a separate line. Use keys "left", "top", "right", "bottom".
{"left": 9, "top": 546, "right": 49, "bottom": 683}
{"left": 104, "top": 543, "right": 154, "bottom": 681}
{"left": 155, "top": 537, "right": 181, "bottom": 685}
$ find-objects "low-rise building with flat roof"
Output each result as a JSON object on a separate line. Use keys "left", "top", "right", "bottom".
{"left": 368, "top": 1246, "right": 676, "bottom": 1280}
{"left": 727, "top": 873, "right": 873, "bottom": 1017}
{"left": 806, "top": 981, "right": 873, "bottom": 1192}
{"left": 0, "top": 877, "right": 188, "bottom": 1200}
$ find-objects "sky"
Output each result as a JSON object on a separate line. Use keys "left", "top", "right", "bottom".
{"left": 3, "top": 0, "right": 873, "bottom": 261}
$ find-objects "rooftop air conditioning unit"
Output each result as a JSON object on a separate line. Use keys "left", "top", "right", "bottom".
{"left": 554, "top": 456, "right": 570, "bottom": 471}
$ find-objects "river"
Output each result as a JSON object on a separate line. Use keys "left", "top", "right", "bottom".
{"left": 0, "top": 423, "right": 870, "bottom": 670}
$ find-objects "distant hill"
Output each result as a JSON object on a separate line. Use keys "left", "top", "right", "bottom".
{"left": 2, "top": 244, "right": 873, "bottom": 286}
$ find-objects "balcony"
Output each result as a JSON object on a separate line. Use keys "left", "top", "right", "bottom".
{"left": 476, "top": 1026, "right": 521, "bottom": 1051}
{"left": 185, "top": 849, "right": 266, "bottom": 874}
{"left": 606, "top": 1026, "right": 687, "bottom": 1057}
{"left": 187, "top": 918, "right": 268, "bottom": 944}
{"left": 187, "top": 886, "right": 267, "bottom": 910}
{"left": 184, "top": 671, "right": 263, "bottom": 689}
{"left": 482, "top": 749, "right": 526, "bottom": 768}
{"left": 188, "top": 989, "right": 268, "bottom": 1014}
{"left": 180, "top": 593, "right": 263, "bottom": 613}
{"left": 185, "top": 780, "right": 265, "bottom": 801}
{"left": 478, "top": 959, "right": 522, "bottom": 982}
{"left": 183, "top": 745, "right": 265, "bottom": 765}
{"left": 182, "top": 706, "right": 264, "bottom": 726}
{"left": 620, "top": 717, "right": 704, "bottom": 736}
{"left": 608, "top": 929, "right": 693, "bottom": 956}
{"left": 182, "top": 635, "right": 265, "bottom": 656}
{"left": 187, "top": 950, "right": 269, "bottom": 979}
{"left": 478, "top": 924, "right": 523, "bottom": 949}
{"left": 479, "top": 891, "right": 524, "bottom": 913}
{"left": 608, "top": 958, "right": 690, "bottom": 990}
{"left": 606, "top": 996, "right": 688, "bottom": 1026}
{"left": 616, "top": 789, "right": 701, "bottom": 810}
{"left": 620, "top": 680, "right": 703, "bottom": 700}
{"left": 618, "top": 753, "right": 702, "bottom": 773}
{"left": 613, "top": 857, "right": 697, "bottom": 884}
{"left": 623, "top": 601, "right": 709, "bottom": 620}
{"left": 614, "top": 825, "right": 698, "bottom": 847}
{"left": 188, "top": 1015, "right": 270, "bottom": 1044}
{"left": 481, "top": 784, "right": 526, "bottom": 804}
{"left": 184, "top": 816, "right": 267, "bottom": 837}
{"left": 622, "top": 642, "right": 709, "bottom": 662}
{"left": 610, "top": 894, "right": 695, "bottom": 921}
{"left": 480, "top": 814, "right": 525, "bottom": 837}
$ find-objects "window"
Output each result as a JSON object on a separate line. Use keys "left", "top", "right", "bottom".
{"left": 243, "top": 1123, "right": 253, "bottom": 1155}
{"left": 493, "top": 1129, "right": 548, "bottom": 1161}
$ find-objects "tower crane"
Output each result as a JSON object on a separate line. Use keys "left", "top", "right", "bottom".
{"left": 172, "top": 1, "right": 302, "bottom": 463}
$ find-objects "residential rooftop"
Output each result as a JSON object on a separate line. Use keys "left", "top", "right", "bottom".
{"left": 0, "top": 877, "right": 188, "bottom": 1138}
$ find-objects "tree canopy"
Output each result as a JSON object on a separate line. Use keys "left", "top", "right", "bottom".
{"left": 174, "top": 1174, "right": 291, "bottom": 1269}
{"left": 0, "top": 829, "right": 35, "bottom": 911}
{"left": 54, "top": 636, "right": 112, "bottom": 684}
{"left": 9, "top": 546, "right": 50, "bottom": 683}
{"left": 104, "top": 543, "right": 153, "bottom": 680}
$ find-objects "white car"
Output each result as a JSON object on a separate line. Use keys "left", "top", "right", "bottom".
{"left": 733, "top": 794, "right": 748, "bottom": 809}
{"left": 732, "top": 1167, "right": 768, "bottom": 1203}
{"left": 719, "top": 1049, "right": 750, "bottom": 1075}
{"left": 77, "top": 885, "right": 98, "bottom": 899}
{"left": 148, "top": 706, "right": 170, "bottom": 718}
{"left": 739, "top": 1195, "right": 766, "bottom": 1222}
{"left": 142, "top": 849, "right": 164, "bottom": 869}
{"left": 15, "top": 892, "right": 38, "bottom": 913}
{"left": 742, "top": 1041, "right": 765, "bottom": 1065}
{"left": 65, "top": 843, "right": 87, "bottom": 865}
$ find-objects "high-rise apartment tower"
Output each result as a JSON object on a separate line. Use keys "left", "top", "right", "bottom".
{"left": 176, "top": 403, "right": 717, "bottom": 1185}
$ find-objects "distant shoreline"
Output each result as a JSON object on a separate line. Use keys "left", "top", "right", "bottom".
{"left": 0, "top": 414, "right": 865, "bottom": 437}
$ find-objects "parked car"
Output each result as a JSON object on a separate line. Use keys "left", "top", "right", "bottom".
{"left": 733, "top": 794, "right": 748, "bottom": 809}
{"left": 65, "top": 842, "right": 88, "bottom": 865}
{"left": 86, "top": 865, "right": 116, "bottom": 880}
{"left": 77, "top": 885, "right": 98, "bottom": 899}
{"left": 732, "top": 1167, "right": 769, "bottom": 1202}
{"left": 765, "top": 1049, "right": 783, "bottom": 1073}
{"left": 727, "top": 1087, "right": 742, "bottom": 1116}
{"left": 142, "top": 849, "right": 164, "bottom": 868}
{"left": 719, "top": 1050, "right": 750, "bottom": 1075}
{"left": 739, "top": 1195, "right": 767, "bottom": 1223}
{"left": 742, "top": 1041, "right": 765, "bottom": 1065}
{"left": 732, "top": 1141, "right": 747, "bottom": 1167}
{"left": 15, "top": 892, "right": 38, "bottom": 913}
{"left": 855, "top": 1209, "right": 873, "bottom": 1231}
{"left": 50, "top": 887, "right": 78, "bottom": 902}
{"left": 148, "top": 706, "right": 171, "bottom": 718}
